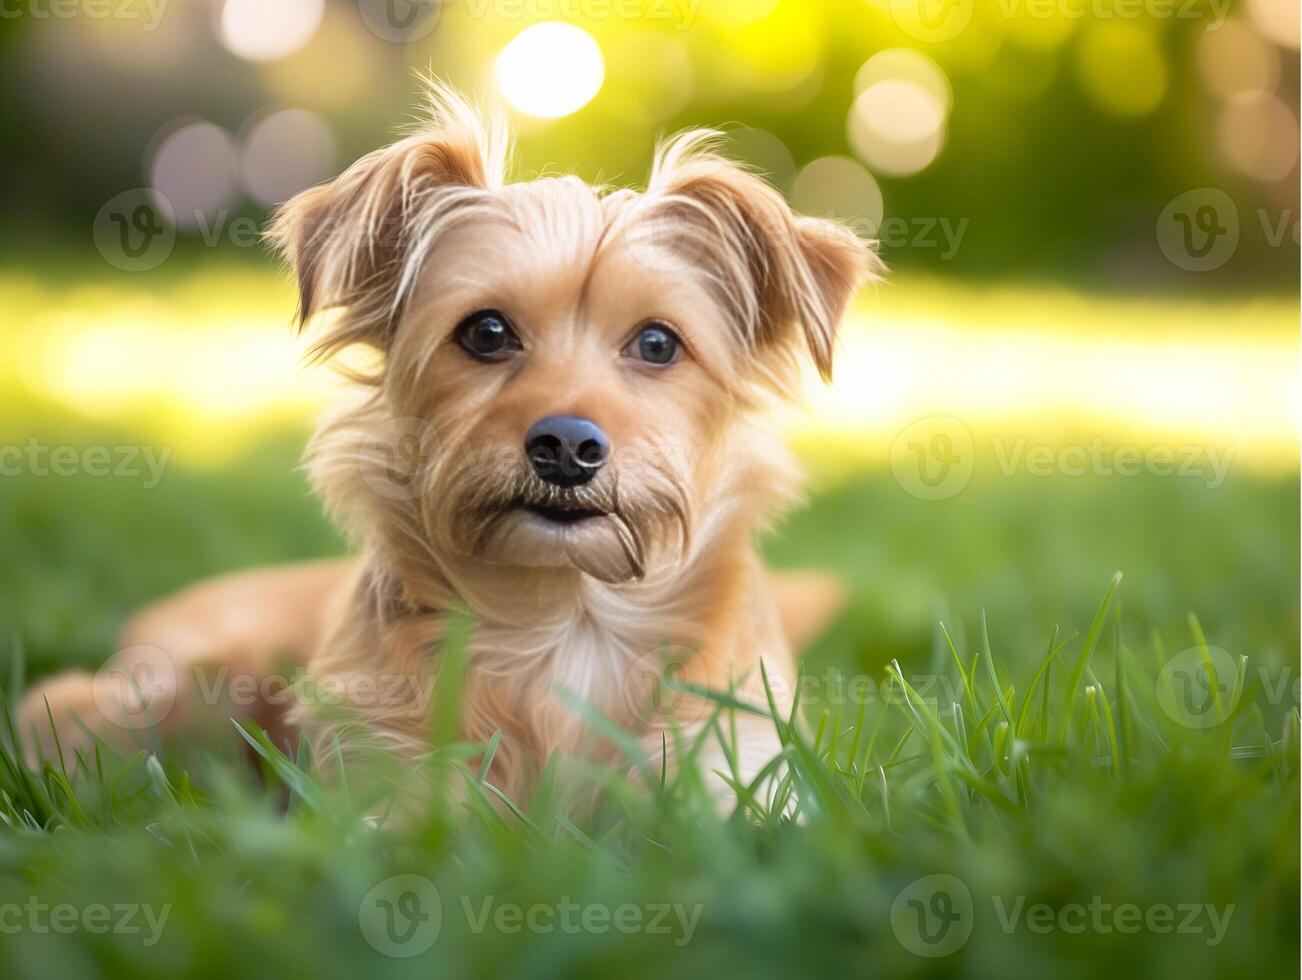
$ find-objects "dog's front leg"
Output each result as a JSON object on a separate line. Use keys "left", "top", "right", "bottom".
{"left": 16, "top": 560, "right": 352, "bottom": 769}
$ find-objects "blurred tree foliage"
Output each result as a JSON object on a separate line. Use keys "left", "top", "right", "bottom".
{"left": 1, "top": 0, "right": 1296, "bottom": 290}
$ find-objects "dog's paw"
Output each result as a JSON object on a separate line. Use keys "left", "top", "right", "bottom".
{"left": 15, "top": 658, "right": 180, "bottom": 770}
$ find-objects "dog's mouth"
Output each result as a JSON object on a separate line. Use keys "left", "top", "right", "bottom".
{"left": 517, "top": 500, "right": 608, "bottom": 525}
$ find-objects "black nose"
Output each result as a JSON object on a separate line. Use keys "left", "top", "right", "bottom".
{"left": 525, "top": 415, "right": 610, "bottom": 488}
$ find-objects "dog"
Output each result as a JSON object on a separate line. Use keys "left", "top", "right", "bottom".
{"left": 18, "top": 82, "right": 882, "bottom": 811}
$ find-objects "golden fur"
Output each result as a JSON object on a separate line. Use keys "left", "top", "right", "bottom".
{"left": 19, "top": 82, "right": 882, "bottom": 810}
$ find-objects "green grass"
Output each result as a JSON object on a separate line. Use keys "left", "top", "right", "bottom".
{"left": 0, "top": 433, "right": 1298, "bottom": 979}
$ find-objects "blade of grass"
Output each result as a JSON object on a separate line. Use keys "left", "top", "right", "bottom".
{"left": 1056, "top": 572, "right": 1122, "bottom": 744}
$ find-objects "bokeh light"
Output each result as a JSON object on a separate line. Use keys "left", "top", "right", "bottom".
{"left": 720, "top": 128, "right": 796, "bottom": 190}
{"left": 1245, "top": 0, "right": 1301, "bottom": 49}
{"left": 1076, "top": 22, "right": 1167, "bottom": 117}
{"left": 1197, "top": 20, "right": 1282, "bottom": 100}
{"left": 791, "top": 157, "right": 883, "bottom": 235}
{"left": 238, "top": 109, "right": 336, "bottom": 207}
{"left": 849, "top": 82, "right": 945, "bottom": 178}
{"left": 1216, "top": 91, "right": 1300, "bottom": 183}
{"left": 848, "top": 49, "right": 953, "bottom": 176}
{"left": 848, "top": 51, "right": 951, "bottom": 178}
{"left": 854, "top": 49, "right": 952, "bottom": 111}
{"left": 259, "top": 5, "right": 387, "bottom": 111}
{"left": 147, "top": 120, "right": 238, "bottom": 229}
{"left": 494, "top": 23, "right": 604, "bottom": 119}
{"left": 727, "top": 1, "right": 821, "bottom": 94}
{"left": 220, "top": 0, "right": 324, "bottom": 63}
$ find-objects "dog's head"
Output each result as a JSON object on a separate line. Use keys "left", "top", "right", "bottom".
{"left": 271, "top": 83, "right": 882, "bottom": 589}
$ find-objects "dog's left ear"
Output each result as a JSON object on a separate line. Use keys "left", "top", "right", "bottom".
{"left": 647, "top": 133, "right": 884, "bottom": 381}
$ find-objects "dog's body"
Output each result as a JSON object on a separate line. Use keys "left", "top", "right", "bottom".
{"left": 20, "top": 84, "right": 880, "bottom": 808}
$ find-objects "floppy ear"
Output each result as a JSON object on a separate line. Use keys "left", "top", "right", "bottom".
{"left": 646, "top": 133, "right": 883, "bottom": 382}
{"left": 267, "top": 81, "right": 509, "bottom": 362}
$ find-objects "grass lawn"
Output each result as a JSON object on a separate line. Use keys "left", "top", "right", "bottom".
{"left": 0, "top": 435, "right": 1297, "bottom": 979}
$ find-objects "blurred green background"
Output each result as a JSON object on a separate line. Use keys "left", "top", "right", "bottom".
{"left": 0, "top": 2, "right": 1297, "bottom": 978}
{"left": 1, "top": 0, "right": 1299, "bottom": 284}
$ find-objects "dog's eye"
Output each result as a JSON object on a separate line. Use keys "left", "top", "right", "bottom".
{"left": 627, "top": 323, "right": 681, "bottom": 367}
{"left": 455, "top": 310, "right": 521, "bottom": 360}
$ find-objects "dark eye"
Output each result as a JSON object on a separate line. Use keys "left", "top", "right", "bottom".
{"left": 455, "top": 310, "right": 520, "bottom": 360}
{"left": 627, "top": 323, "right": 681, "bottom": 367}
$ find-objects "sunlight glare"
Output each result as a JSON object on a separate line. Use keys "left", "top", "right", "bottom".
{"left": 494, "top": 23, "right": 605, "bottom": 119}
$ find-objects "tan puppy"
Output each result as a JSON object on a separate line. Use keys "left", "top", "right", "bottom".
{"left": 19, "top": 83, "right": 880, "bottom": 808}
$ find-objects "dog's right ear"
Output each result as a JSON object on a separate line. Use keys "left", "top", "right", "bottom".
{"left": 267, "top": 81, "right": 508, "bottom": 362}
